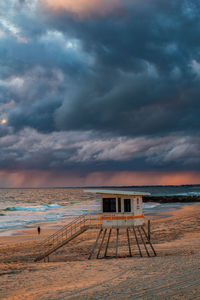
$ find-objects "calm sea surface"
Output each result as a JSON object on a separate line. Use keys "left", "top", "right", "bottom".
{"left": 0, "top": 186, "right": 200, "bottom": 236}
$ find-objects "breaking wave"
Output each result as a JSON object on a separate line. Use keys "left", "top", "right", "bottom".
{"left": 174, "top": 192, "right": 200, "bottom": 196}
{"left": 143, "top": 202, "right": 160, "bottom": 210}
{"left": 4, "top": 203, "right": 61, "bottom": 212}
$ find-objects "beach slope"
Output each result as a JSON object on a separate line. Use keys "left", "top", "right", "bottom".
{"left": 1, "top": 204, "right": 200, "bottom": 299}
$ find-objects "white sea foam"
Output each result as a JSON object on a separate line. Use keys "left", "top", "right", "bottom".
{"left": 143, "top": 202, "right": 160, "bottom": 209}
{"left": 4, "top": 203, "right": 61, "bottom": 212}
{"left": 173, "top": 192, "right": 200, "bottom": 196}
{"left": 0, "top": 213, "right": 62, "bottom": 229}
{"left": 0, "top": 202, "right": 101, "bottom": 230}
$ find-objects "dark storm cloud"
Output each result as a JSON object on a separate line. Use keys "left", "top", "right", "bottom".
{"left": 0, "top": 31, "right": 91, "bottom": 132}
{"left": 41, "top": 0, "right": 200, "bottom": 136}
{"left": 0, "top": 129, "right": 199, "bottom": 172}
{"left": 0, "top": 0, "right": 200, "bottom": 175}
{"left": 1, "top": 0, "right": 200, "bottom": 136}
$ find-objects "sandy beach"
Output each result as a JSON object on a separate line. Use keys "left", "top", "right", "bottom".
{"left": 1, "top": 204, "right": 200, "bottom": 299}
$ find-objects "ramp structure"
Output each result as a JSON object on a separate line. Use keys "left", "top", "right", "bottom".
{"left": 34, "top": 214, "right": 101, "bottom": 262}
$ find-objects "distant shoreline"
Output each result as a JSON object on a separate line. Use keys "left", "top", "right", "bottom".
{"left": 0, "top": 184, "right": 200, "bottom": 189}
{"left": 143, "top": 195, "right": 200, "bottom": 203}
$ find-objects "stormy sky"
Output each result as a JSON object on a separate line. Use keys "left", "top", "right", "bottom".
{"left": 0, "top": 0, "right": 200, "bottom": 187}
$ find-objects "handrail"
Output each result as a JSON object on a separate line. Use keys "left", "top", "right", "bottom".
{"left": 38, "top": 215, "right": 84, "bottom": 245}
{"left": 38, "top": 214, "right": 101, "bottom": 248}
{"left": 40, "top": 213, "right": 100, "bottom": 244}
{"left": 35, "top": 214, "right": 102, "bottom": 261}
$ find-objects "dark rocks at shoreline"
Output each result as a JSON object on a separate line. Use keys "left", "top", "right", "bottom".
{"left": 143, "top": 195, "right": 200, "bottom": 203}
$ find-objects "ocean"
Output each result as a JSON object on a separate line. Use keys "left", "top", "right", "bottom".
{"left": 0, "top": 185, "right": 200, "bottom": 236}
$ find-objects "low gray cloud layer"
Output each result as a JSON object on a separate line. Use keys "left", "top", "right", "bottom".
{"left": 0, "top": 128, "right": 199, "bottom": 173}
{"left": 0, "top": 0, "right": 200, "bottom": 177}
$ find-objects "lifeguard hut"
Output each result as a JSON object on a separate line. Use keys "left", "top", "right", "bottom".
{"left": 86, "top": 189, "right": 156, "bottom": 259}
{"left": 34, "top": 189, "right": 156, "bottom": 262}
{"left": 87, "top": 189, "right": 147, "bottom": 227}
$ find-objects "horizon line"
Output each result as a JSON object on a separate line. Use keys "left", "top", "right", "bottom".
{"left": 0, "top": 184, "right": 200, "bottom": 189}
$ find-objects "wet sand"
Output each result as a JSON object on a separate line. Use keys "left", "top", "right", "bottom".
{"left": 1, "top": 204, "right": 200, "bottom": 299}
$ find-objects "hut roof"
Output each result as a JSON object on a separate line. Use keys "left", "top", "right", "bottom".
{"left": 84, "top": 189, "right": 150, "bottom": 196}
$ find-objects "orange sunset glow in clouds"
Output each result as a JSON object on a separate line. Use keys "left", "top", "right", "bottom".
{"left": 0, "top": 170, "right": 199, "bottom": 188}
{"left": 41, "top": 0, "right": 121, "bottom": 16}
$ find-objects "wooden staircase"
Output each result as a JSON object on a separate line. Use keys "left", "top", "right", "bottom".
{"left": 34, "top": 214, "right": 101, "bottom": 262}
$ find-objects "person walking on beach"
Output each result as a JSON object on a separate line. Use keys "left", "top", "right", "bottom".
{"left": 37, "top": 226, "right": 41, "bottom": 235}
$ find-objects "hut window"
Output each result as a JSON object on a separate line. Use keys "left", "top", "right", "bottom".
{"left": 124, "top": 199, "right": 131, "bottom": 212}
{"left": 103, "top": 198, "right": 116, "bottom": 212}
{"left": 118, "top": 198, "right": 121, "bottom": 212}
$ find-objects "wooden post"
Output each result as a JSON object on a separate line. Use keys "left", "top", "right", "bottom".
{"left": 88, "top": 229, "right": 103, "bottom": 260}
{"left": 127, "top": 228, "right": 132, "bottom": 257}
{"left": 116, "top": 228, "right": 119, "bottom": 258}
{"left": 133, "top": 227, "right": 142, "bottom": 257}
{"left": 141, "top": 226, "right": 157, "bottom": 256}
{"left": 104, "top": 229, "right": 112, "bottom": 258}
{"left": 148, "top": 220, "right": 151, "bottom": 242}
{"left": 97, "top": 229, "right": 107, "bottom": 259}
{"left": 137, "top": 227, "right": 150, "bottom": 257}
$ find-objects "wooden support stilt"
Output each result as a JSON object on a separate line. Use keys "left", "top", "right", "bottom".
{"left": 88, "top": 228, "right": 103, "bottom": 260}
{"left": 116, "top": 228, "right": 119, "bottom": 258}
{"left": 47, "top": 256, "right": 49, "bottom": 262}
{"left": 127, "top": 228, "right": 132, "bottom": 257}
{"left": 148, "top": 220, "right": 151, "bottom": 242}
{"left": 104, "top": 229, "right": 112, "bottom": 258}
{"left": 141, "top": 226, "right": 157, "bottom": 256}
{"left": 133, "top": 227, "right": 142, "bottom": 257}
{"left": 97, "top": 229, "right": 107, "bottom": 259}
{"left": 137, "top": 227, "right": 150, "bottom": 257}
